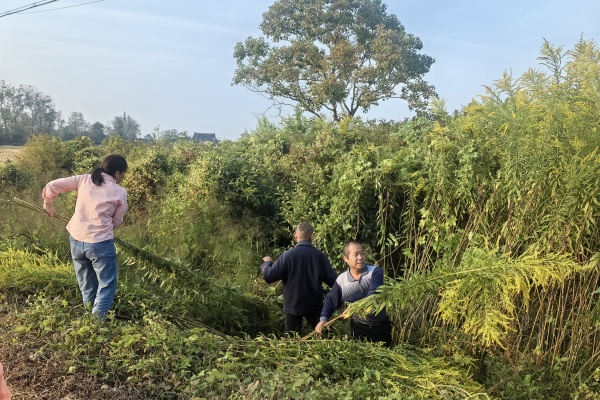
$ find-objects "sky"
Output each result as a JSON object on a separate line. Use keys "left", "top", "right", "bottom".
{"left": 1, "top": 0, "right": 599, "bottom": 141}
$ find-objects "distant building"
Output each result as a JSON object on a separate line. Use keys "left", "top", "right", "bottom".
{"left": 192, "top": 132, "right": 217, "bottom": 143}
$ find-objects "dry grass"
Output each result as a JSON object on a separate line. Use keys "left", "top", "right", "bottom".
{"left": 0, "top": 146, "right": 21, "bottom": 163}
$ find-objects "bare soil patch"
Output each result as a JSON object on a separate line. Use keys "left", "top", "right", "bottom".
{"left": 0, "top": 297, "right": 144, "bottom": 400}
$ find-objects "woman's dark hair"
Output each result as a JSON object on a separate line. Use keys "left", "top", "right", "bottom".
{"left": 91, "top": 154, "right": 128, "bottom": 186}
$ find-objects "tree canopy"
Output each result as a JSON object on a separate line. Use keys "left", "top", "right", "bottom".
{"left": 107, "top": 112, "right": 141, "bottom": 140}
{"left": 0, "top": 81, "right": 145, "bottom": 145}
{"left": 60, "top": 111, "right": 90, "bottom": 141}
{"left": 0, "top": 81, "right": 58, "bottom": 144}
{"left": 233, "top": 0, "right": 436, "bottom": 121}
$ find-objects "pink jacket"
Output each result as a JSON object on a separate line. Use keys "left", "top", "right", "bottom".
{"left": 42, "top": 173, "right": 128, "bottom": 243}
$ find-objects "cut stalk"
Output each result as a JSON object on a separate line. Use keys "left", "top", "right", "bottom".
{"left": 11, "top": 197, "right": 186, "bottom": 273}
{"left": 301, "top": 313, "right": 347, "bottom": 340}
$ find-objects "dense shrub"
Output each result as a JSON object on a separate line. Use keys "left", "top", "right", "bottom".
{"left": 71, "top": 146, "right": 105, "bottom": 175}
{"left": 17, "top": 135, "right": 69, "bottom": 183}
{"left": 0, "top": 160, "right": 32, "bottom": 191}
{"left": 121, "top": 145, "right": 171, "bottom": 212}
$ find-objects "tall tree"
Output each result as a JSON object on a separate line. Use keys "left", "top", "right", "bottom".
{"left": 0, "top": 81, "right": 58, "bottom": 144}
{"left": 107, "top": 112, "right": 140, "bottom": 141}
{"left": 89, "top": 122, "right": 106, "bottom": 144}
{"left": 153, "top": 127, "right": 189, "bottom": 143}
{"left": 233, "top": 0, "right": 435, "bottom": 121}
{"left": 22, "top": 85, "right": 57, "bottom": 137}
{"left": 60, "top": 111, "right": 90, "bottom": 140}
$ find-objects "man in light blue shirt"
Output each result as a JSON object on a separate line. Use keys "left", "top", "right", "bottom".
{"left": 315, "top": 241, "right": 392, "bottom": 346}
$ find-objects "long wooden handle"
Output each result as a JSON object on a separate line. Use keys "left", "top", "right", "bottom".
{"left": 11, "top": 197, "right": 178, "bottom": 270}
{"left": 13, "top": 197, "right": 70, "bottom": 222}
{"left": 301, "top": 312, "right": 347, "bottom": 340}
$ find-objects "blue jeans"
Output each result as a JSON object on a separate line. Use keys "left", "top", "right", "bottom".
{"left": 69, "top": 236, "right": 117, "bottom": 319}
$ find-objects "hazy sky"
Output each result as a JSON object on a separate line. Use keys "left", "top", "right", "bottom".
{"left": 1, "top": 0, "right": 599, "bottom": 140}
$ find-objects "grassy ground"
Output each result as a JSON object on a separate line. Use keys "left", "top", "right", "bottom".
{"left": 0, "top": 146, "right": 21, "bottom": 162}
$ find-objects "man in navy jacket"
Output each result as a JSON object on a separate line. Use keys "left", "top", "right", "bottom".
{"left": 260, "top": 222, "right": 337, "bottom": 334}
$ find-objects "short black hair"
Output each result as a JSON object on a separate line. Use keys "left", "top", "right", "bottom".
{"left": 295, "top": 222, "right": 314, "bottom": 239}
{"left": 342, "top": 241, "right": 362, "bottom": 257}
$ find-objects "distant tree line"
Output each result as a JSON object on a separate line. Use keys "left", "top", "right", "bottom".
{"left": 0, "top": 80, "right": 145, "bottom": 145}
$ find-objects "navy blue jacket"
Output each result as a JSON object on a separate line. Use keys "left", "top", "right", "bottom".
{"left": 260, "top": 241, "right": 337, "bottom": 315}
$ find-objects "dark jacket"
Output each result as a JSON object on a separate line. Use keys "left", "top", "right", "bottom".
{"left": 260, "top": 241, "right": 337, "bottom": 315}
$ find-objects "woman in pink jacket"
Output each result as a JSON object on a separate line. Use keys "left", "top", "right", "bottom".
{"left": 42, "top": 154, "right": 128, "bottom": 319}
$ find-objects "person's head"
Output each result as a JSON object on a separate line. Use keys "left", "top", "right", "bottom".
{"left": 343, "top": 241, "right": 365, "bottom": 271}
{"left": 91, "top": 154, "right": 128, "bottom": 186}
{"left": 294, "top": 222, "right": 314, "bottom": 242}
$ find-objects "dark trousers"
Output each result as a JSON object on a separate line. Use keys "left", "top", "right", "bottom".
{"left": 285, "top": 308, "right": 321, "bottom": 334}
{"left": 350, "top": 319, "right": 393, "bottom": 347}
